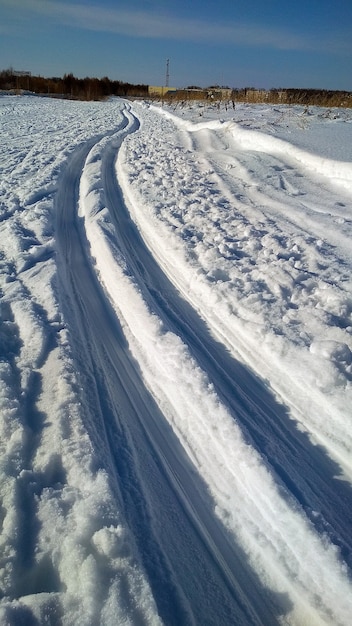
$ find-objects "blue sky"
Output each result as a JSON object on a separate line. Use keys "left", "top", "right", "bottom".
{"left": 0, "top": 0, "right": 351, "bottom": 89}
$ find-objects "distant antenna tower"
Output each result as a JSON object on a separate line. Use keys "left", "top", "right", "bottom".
{"left": 165, "top": 58, "right": 170, "bottom": 87}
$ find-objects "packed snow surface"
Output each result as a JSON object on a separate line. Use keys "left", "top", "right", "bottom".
{"left": 1, "top": 94, "right": 352, "bottom": 625}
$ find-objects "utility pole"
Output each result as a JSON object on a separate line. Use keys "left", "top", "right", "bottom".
{"left": 165, "top": 58, "right": 169, "bottom": 88}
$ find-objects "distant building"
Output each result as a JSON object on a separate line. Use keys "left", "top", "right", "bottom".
{"left": 148, "top": 86, "right": 177, "bottom": 96}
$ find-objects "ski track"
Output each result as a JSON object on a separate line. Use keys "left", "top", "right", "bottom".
{"left": 1, "top": 95, "right": 352, "bottom": 625}
{"left": 57, "top": 106, "right": 286, "bottom": 626}
{"left": 80, "top": 104, "right": 352, "bottom": 624}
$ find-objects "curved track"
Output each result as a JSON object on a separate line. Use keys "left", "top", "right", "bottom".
{"left": 55, "top": 115, "right": 287, "bottom": 625}
{"left": 103, "top": 113, "right": 352, "bottom": 571}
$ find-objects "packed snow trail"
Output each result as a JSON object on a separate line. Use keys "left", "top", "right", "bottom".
{"left": 79, "top": 103, "right": 352, "bottom": 625}
{"left": 102, "top": 113, "right": 352, "bottom": 571}
{"left": 55, "top": 108, "right": 286, "bottom": 625}
{"left": 115, "top": 104, "right": 352, "bottom": 564}
{"left": 0, "top": 97, "right": 162, "bottom": 625}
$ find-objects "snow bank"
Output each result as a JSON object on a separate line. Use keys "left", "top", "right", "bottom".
{"left": 159, "top": 107, "right": 352, "bottom": 192}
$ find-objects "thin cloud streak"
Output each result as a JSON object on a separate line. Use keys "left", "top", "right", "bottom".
{"left": 3, "top": 0, "right": 349, "bottom": 54}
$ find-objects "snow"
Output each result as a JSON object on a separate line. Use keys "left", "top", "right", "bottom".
{"left": 118, "top": 101, "right": 352, "bottom": 476}
{"left": 1, "top": 94, "right": 352, "bottom": 625}
{"left": 0, "top": 97, "right": 161, "bottom": 626}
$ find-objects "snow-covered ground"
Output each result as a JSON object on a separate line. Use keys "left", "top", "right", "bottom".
{"left": 1, "top": 94, "right": 352, "bottom": 625}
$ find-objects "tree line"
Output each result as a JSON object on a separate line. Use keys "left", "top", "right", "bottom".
{"left": 1, "top": 68, "right": 351, "bottom": 108}
{"left": 0, "top": 68, "right": 148, "bottom": 100}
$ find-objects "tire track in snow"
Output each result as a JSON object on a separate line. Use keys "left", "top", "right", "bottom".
{"left": 56, "top": 108, "right": 285, "bottom": 625}
{"left": 114, "top": 118, "right": 352, "bottom": 573}
{"left": 106, "top": 105, "right": 352, "bottom": 624}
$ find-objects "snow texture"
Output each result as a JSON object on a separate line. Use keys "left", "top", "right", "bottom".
{"left": 1, "top": 94, "right": 352, "bottom": 625}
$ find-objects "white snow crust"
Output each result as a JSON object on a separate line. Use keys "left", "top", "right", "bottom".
{"left": 0, "top": 96, "right": 161, "bottom": 626}
{"left": 118, "top": 101, "right": 352, "bottom": 477}
{"left": 1, "top": 93, "right": 352, "bottom": 625}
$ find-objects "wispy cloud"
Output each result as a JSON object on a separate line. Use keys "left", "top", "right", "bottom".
{"left": 2, "top": 0, "right": 349, "bottom": 54}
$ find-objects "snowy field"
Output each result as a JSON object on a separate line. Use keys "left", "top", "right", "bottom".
{"left": 0, "top": 94, "right": 352, "bottom": 625}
